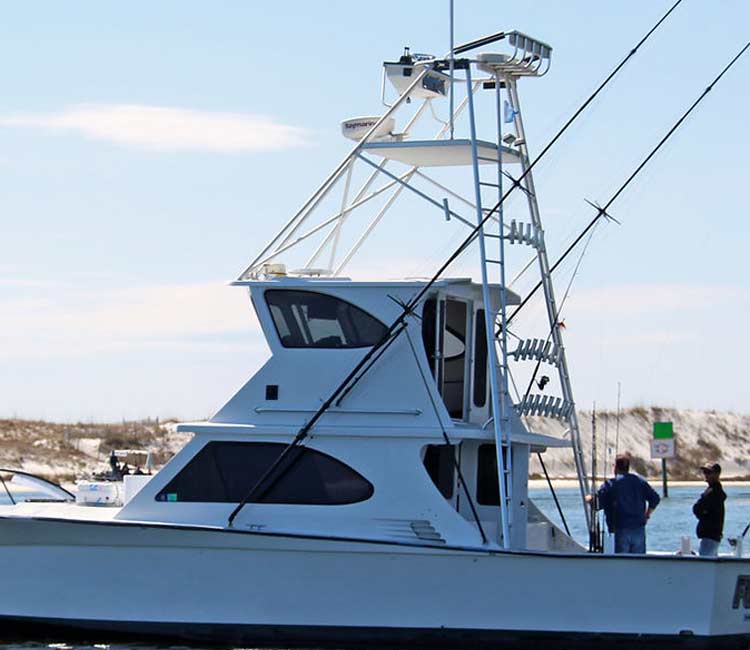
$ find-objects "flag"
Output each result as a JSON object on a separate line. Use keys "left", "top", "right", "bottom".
{"left": 504, "top": 99, "right": 519, "bottom": 123}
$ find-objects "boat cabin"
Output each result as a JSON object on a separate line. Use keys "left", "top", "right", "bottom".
{"left": 111, "top": 276, "right": 574, "bottom": 552}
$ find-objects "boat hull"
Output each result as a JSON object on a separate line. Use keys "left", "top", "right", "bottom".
{"left": 1, "top": 516, "right": 750, "bottom": 649}
{"left": 2, "top": 616, "right": 750, "bottom": 650}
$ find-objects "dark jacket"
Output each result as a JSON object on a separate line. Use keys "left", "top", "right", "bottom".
{"left": 597, "top": 473, "right": 661, "bottom": 532}
{"left": 693, "top": 482, "right": 726, "bottom": 542}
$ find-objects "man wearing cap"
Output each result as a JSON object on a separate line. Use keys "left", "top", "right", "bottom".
{"left": 593, "top": 453, "right": 661, "bottom": 554}
{"left": 693, "top": 462, "right": 726, "bottom": 557}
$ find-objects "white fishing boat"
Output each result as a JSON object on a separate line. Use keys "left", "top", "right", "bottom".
{"left": 2, "top": 21, "right": 749, "bottom": 650}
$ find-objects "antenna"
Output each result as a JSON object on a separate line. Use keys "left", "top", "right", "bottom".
{"left": 615, "top": 381, "right": 621, "bottom": 456}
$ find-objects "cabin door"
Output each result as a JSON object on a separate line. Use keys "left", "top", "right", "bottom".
{"left": 423, "top": 297, "right": 470, "bottom": 420}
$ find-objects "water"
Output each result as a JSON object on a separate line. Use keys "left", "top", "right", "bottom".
{"left": 530, "top": 483, "right": 750, "bottom": 553}
{"left": 1, "top": 484, "right": 747, "bottom": 649}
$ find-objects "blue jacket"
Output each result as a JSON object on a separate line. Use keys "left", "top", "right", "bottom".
{"left": 597, "top": 473, "right": 660, "bottom": 532}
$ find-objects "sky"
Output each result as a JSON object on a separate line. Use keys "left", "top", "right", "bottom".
{"left": 1, "top": 1, "right": 748, "bottom": 422}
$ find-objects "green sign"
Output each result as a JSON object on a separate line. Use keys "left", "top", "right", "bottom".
{"left": 653, "top": 421, "right": 674, "bottom": 439}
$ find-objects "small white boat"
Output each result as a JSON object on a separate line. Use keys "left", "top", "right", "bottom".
{"left": 73, "top": 449, "right": 154, "bottom": 507}
{"left": 2, "top": 22, "right": 749, "bottom": 650}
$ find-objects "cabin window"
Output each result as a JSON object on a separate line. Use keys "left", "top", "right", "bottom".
{"left": 476, "top": 443, "right": 509, "bottom": 506}
{"left": 265, "top": 290, "right": 387, "bottom": 348}
{"left": 422, "top": 444, "right": 454, "bottom": 499}
{"left": 473, "top": 310, "right": 487, "bottom": 407}
{"left": 156, "top": 441, "right": 374, "bottom": 505}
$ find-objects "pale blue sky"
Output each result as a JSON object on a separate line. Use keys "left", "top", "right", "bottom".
{"left": 1, "top": 1, "right": 748, "bottom": 421}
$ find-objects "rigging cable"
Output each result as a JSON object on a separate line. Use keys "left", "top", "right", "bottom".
{"left": 536, "top": 452, "right": 571, "bottom": 536}
{"left": 226, "top": 4, "right": 685, "bottom": 527}
{"left": 508, "top": 39, "right": 750, "bottom": 326}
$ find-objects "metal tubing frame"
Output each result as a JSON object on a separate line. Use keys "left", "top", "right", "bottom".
{"left": 505, "top": 76, "right": 590, "bottom": 524}
{"left": 251, "top": 171, "right": 416, "bottom": 269}
{"left": 306, "top": 99, "right": 434, "bottom": 270}
{"left": 238, "top": 64, "right": 433, "bottom": 280}
{"left": 333, "top": 91, "right": 477, "bottom": 276}
{"left": 412, "top": 169, "right": 502, "bottom": 227}
{"left": 271, "top": 83, "right": 481, "bottom": 277}
{"left": 465, "top": 65, "right": 511, "bottom": 549}
{"left": 327, "top": 161, "right": 354, "bottom": 270}
{"left": 356, "top": 153, "right": 476, "bottom": 229}
{"left": 333, "top": 170, "right": 417, "bottom": 276}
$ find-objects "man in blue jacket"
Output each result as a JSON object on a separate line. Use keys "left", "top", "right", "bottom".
{"left": 595, "top": 453, "right": 661, "bottom": 554}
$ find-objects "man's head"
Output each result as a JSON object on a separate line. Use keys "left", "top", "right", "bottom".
{"left": 701, "top": 462, "right": 721, "bottom": 484}
{"left": 614, "top": 453, "right": 630, "bottom": 475}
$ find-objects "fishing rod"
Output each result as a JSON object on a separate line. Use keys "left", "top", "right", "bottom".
{"left": 508, "top": 39, "right": 750, "bottom": 326}
{"left": 589, "top": 404, "right": 603, "bottom": 553}
{"left": 226, "top": 4, "right": 685, "bottom": 527}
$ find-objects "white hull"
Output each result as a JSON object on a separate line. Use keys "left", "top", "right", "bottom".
{"left": 2, "top": 516, "right": 750, "bottom": 648}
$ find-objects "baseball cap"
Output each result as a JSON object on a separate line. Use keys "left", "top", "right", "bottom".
{"left": 701, "top": 462, "right": 721, "bottom": 474}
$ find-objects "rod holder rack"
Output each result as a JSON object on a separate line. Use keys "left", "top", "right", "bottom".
{"left": 476, "top": 31, "right": 552, "bottom": 78}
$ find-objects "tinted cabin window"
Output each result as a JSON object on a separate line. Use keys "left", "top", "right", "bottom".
{"left": 266, "top": 290, "right": 387, "bottom": 348}
{"left": 156, "top": 442, "right": 374, "bottom": 505}
{"left": 423, "top": 444, "right": 455, "bottom": 499}
{"left": 473, "top": 310, "right": 487, "bottom": 407}
{"left": 476, "top": 443, "right": 509, "bottom": 506}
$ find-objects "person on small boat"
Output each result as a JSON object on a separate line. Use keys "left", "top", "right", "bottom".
{"left": 693, "top": 462, "right": 726, "bottom": 557}
{"left": 593, "top": 453, "right": 661, "bottom": 554}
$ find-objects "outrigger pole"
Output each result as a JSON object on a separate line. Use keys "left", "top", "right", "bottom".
{"left": 509, "top": 40, "right": 749, "bottom": 549}
{"left": 227, "top": 2, "right": 685, "bottom": 528}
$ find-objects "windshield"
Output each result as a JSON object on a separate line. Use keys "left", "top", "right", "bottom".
{"left": 0, "top": 469, "right": 75, "bottom": 505}
{"left": 265, "top": 290, "right": 387, "bottom": 348}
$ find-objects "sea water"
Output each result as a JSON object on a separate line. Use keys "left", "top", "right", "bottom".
{"left": 531, "top": 483, "right": 750, "bottom": 553}
{"left": 1, "top": 484, "right": 748, "bottom": 650}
